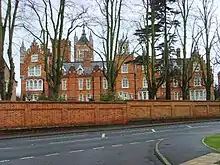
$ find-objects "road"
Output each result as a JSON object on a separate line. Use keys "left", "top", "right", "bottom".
{"left": 0, "top": 121, "right": 219, "bottom": 165}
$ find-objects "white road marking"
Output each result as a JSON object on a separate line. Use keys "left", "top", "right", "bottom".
{"left": 112, "top": 144, "right": 123, "bottom": 147}
{"left": 0, "top": 147, "right": 12, "bottom": 150}
{"left": 20, "top": 156, "right": 34, "bottom": 160}
{"left": 146, "top": 140, "right": 155, "bottom": 143}
{"left": 129, "top": 142, "right": 140, "bottom": 145}
{"left": 132, "top": 132, "right": 151, "bottom": 135}
{"left": 157, "top": 129, "right": 172, "bottom": 133}
{"left": 29, "top": 134, "right": 85, "bottom": 142}
{"left": 0, "top": 160, "right": 10, "bottom": 163}
{"left": 69, "top": 150, "right": 84, "bottom": 153}
{"left": 49, "top": 137, "right": 101, "bottom": 145}
{"left": 151, "top": 129, "right": 156, "bottom": 133}
{"left": 93, "top": 146, "right": 104, "bottom": 150}
{"left": 45, "top": 153, "right": 59, "bottom": 157}
{"left": 193, "top": 126, "right": 209, "bottom": 128}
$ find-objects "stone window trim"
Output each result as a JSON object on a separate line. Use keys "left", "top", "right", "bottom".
{"left": 121, "top": 77, "right": 129, "bottom": 88}
{"left": 78, "top": 79, "right": 83, "bottom": 90}
{"left": 28, "top": 66, "right": 41, "bottom": 77}
{"left": 103, "top": 77, "right": 108, "bottom": 89}
{"left": 86, "top": 79, "right": 91, "bottom": 90}
{"left": 121, "top": 64, "right": 128, "bottom": 73}
{"left": 143, "top": 78, "right": 148, "bottom": 88}
{"left": 194, "top": 76, "right": 202, "bottom": 87}
{"left": 26, "top": 79, "right": 43, "bottom": 91}
{"left": 31, "top": 54, "right": 38, "bottom": 63}
{"left": 62, "top": 79, "right": 67, "bottom": 90}
{"left": 79, "top": 94, "right": 84, "bottom": 101}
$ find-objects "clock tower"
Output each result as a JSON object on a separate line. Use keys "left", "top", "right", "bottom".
{"left": 74, "top": 25, "right": 94, "bottom": 62}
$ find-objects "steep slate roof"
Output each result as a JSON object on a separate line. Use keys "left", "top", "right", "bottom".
{"left": 63, "top": 61, "right": 106, "bottom": 74}
{"left": 77, "top": 25, "right": 89, "bottom": 45}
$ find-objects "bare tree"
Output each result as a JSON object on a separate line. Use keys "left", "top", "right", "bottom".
{"left": 88, "top": 0, "right": 129, "bottom": 98}
{"left": 176, "top": 0, "right": 194, "bottom": 100}
{"left": 0, "top": 0, "right": 20, "bottom": 100}
{"left": 198, "top": 0, "right": 217, "bottom": 100}
{"left": 23, "top": 0, "right": 87, "bottom": 98}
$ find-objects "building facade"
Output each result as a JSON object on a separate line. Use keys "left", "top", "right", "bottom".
{"left": 20, "top": 27, "right": 214, "bottom": 101}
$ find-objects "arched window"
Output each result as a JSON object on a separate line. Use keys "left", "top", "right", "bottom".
{"left": 38, "top": 80, "right": 43, "bottom": 90}
{"left": 122, "top": 77, "right": 129, "bottom": 88}
{"left": 30, "top": 80, "right": 33, "bottom": 89}
{"left": 34, "top": 80, "right": 38, "bottom": 89}
{"left": 26, "top": 81, "right": 29, "bottom": 90}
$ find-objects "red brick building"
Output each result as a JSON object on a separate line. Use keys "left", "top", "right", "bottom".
{"left": 20, "top": 27, "right": 214, "bottom": 101}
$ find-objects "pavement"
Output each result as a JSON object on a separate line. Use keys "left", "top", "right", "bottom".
{"left": 0, "top": 121, "right": 219, "bottom": 165}
{"left": 180, "top": 153, "right": 220, "bottom": 165}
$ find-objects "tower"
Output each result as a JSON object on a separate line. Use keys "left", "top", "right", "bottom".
{"left": 89, "top": 31, "right": 93, "bottom": 45}
{"left": 74, "top": 32, "right": 78, "bottom": 45}
{"left": 20, "top": 41, "right": 26, "bottom": 64}
{"left": 74, "top": 25, "right": 94, "bottom": 62}
{"left": 118, "top": 36, "right": 129, "bottom": 55}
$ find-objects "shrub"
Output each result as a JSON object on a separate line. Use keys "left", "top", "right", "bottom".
{"left": 38, "top": 94, "right": 66, "bottom": 102}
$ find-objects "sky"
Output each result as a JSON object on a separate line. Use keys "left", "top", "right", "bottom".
{"left": 3, "top": 0, "right": 220, "bottom": 96}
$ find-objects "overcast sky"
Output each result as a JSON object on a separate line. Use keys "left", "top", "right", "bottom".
{"left": 4, "top": 0, "right": 220, "bottom": 96}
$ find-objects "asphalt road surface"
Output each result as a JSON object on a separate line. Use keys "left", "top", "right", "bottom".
{"left": 0, "top": 121, "right": 219, "bottom": 165}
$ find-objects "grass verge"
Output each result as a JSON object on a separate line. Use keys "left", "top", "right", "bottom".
{"left": 204, "top": 134, "right": 220, "bottom": 151}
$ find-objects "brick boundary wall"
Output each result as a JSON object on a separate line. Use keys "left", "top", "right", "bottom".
{"left": 0, "top": 101, "right": 219, "bottom": 128}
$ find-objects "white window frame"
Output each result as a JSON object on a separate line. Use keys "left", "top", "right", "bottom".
{"left": 62, "top": 94, "right": 67, "bottom": 100}
{"left": 79, "top": 94, "right": 84, "bottom": 101}
{"left": 121, "top": 64, "right": 128, "bottom": 73}
{"left": 190, "top": 90, "right": 194, "bottom": 100}
{"left": 86, "top": 94, "right": 92, "bottom": 102}
{"left": 103, "top": 77, "right": 108, "bottom": 89}
{"left": 34, "top": 80, "right": 38, "bottom": 89}
{"left": 86, "top": 79, "right": 91, "bottom": 90}
{"left": 122, "top": 77, "right": 129, "bottom": 88}
{"left": 5, "top": 80, "right": 8, "bottom": 92}
{"left": 62, "top": 79, "right": 67, "bottom": 90}
{"left": 29, "top": 80, "right": 33, "bottom": 90}
{"left": 31, "top": 54, "right": 38, "bottom": 62}
{"left": 194, "top": 77, "right": 201, "bottom": 86}
{"left": 26, "top": 79, "right": 43, "bottom": 91}
{"left": 123, "top": 92, "right": 129, "bottom": 100}
{"left": 38, "top": 80, "right": 43, "bottom": 90}
{"left": 174, "top": 92, "right": 179, "bottom": 100}
{"left": 28, "top": 66, "right": 35, "bottom": 76}
{"left": 26, "top": 81, "right": 30, "bottom": 90}
{"left": 28, "top": 66, "right": 41, "bottom": 77}
{"left": 143, "top": 78, "right": 148, "bottom": 88}
{"left": 35, "top": 66, "right": 41, "bottom": 76}
{"left": 138, "top": 91, "right": 149, "bottom": 100}
{"left": 78, "top": 79, "right": 83, "bottom": 90}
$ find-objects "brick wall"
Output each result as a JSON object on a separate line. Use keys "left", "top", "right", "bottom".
{"left": 0, "top": 101, "right": 219, "bottom": 129}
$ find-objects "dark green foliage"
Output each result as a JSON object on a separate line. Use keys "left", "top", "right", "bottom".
{"left": 38, "top": 93, "right": 66, "bottom": 102}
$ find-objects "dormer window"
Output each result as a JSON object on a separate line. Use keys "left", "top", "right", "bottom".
{"left": 77, "top": 68, "right": 83, "bottom": 75}
{"left": 31, "top": 54, "right": 38, "bottom": 62}
{"left": 76, "top": 65, "right": 84, "bottom": 75}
